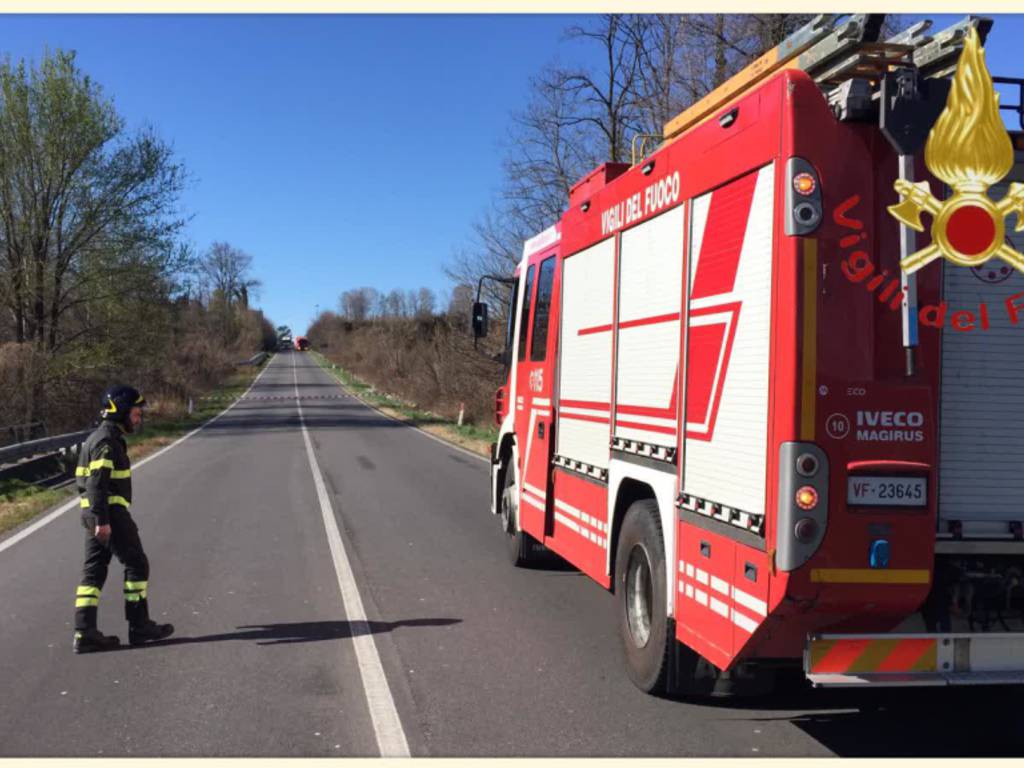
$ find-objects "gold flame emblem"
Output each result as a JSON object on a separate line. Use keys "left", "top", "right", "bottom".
{"left": 888, "top": 27, "right": 1024, "bottom": 273}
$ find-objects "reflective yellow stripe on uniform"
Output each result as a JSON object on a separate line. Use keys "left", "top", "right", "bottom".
{"left": 80, "top": 498, "right": 90, "bottom": 509}
{"left": 124, "top": 580, "right": 148, "bottom": 601}
{"left": 75, "top": 585, "right": 101, "bottom": 608}
{"left": 109, "top": 495, "right": 130, "bottom": 508}
{"left": 77, "top": 460, "right": 124, "bottom": 477}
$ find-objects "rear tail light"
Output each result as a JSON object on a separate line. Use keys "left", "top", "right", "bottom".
{"left": 796, "top": 486, "right": 819, "bottom": 510}
{"left": 793, "top": 173, "right": 817, "bottom": 196}
{"left": 785, "top": 157, "right": 823, "bottom": 236}
{"left": 777, "top": 442, "right": 829, "bottom": 572}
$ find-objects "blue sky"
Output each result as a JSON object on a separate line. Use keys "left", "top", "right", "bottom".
{"left": 2, "top": 13, "right": 1023, "bottom": 335}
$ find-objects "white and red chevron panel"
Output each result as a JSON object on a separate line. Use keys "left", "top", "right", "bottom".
{"left": 556, "top": 237, "right": 616, "bottom": 471}
{"left": 614, "top": 206, "right": 685, "bottom": 448}
{"left": 682, "top": 164, "right": 775, "bottom": 517}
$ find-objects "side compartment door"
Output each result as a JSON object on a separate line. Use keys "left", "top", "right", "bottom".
{"left": 518, "top": 255, "right": 559, "bottom": 539}
{"left": 675, "top": 164, "right": 776, "bottom": 668}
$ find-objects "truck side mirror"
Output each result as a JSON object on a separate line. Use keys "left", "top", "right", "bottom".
{"left": 472, "top": 302, "right": 489, "bottom": 338}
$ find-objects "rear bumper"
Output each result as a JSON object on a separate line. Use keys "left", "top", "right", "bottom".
{"left": 805, "top": 632, "right": 1024, "bottom": 687}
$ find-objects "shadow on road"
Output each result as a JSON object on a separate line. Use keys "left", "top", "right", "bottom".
{"left": 122, "top": 617, "right": 461, "bottom": 649}
{"left": 698, "top": 675, "right": 1024, "bottom": 756}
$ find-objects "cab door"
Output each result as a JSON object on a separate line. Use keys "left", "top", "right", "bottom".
{"left": 516, "top": 252, "right": 559, "bottom": 540}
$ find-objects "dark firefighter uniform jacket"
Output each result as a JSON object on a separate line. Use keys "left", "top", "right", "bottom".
{"left": 76, "top": 421, "right": 132, "bottom": 526}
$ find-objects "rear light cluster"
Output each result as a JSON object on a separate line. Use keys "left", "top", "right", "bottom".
{"left": 777, "top": 442, "right": 830, "bottom": 571}
{"left": 784, "top": 157, "right": 823, "bottom": 237}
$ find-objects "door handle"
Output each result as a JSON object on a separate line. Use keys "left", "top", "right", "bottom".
{"left": 537, "top": 422, "right": 545, "bottom": 439}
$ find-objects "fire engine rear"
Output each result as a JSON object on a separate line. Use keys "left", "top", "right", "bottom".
{"left": 474, "top": 13, "right": 1024, "bottom": 695}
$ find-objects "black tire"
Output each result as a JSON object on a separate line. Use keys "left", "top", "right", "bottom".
{"left": 615, "top": 499, "right": 672, "bottom": 694}
{"left": 499, "top": 460, "right": 539, "bottom": 567}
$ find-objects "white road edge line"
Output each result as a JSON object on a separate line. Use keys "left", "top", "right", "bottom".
{"left": 310, "top": 351, "right": 488, "bottom": 466}
{"left": 292, "top": 353, "right": 411, "bottom": 758}
{"left": 0, "top": 355, "right": 277, "bottom": 556}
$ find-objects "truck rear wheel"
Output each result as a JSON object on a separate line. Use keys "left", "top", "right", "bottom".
{"left": 500, "top": 461, "right": 539, "bottom": 567}
{"left": 616, "top": 499, "right": 672, "bottom": 694}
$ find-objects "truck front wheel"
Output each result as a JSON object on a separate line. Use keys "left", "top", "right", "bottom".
{"left": 500, "top": 460, "right": 539, "bottom": 567}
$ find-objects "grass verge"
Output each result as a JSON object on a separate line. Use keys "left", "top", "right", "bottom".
{"left": 0, "top": 357, "right": 271, "bottom": 539}
{"left": 309, "top": 350, "right": 496, "bottom": 457}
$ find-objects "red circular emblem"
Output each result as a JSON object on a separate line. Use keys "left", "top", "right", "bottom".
{"left": 945, "top": 204, "right": 997, "bottom": 256}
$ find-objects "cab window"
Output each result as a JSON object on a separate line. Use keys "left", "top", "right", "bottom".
{"left": 517, "top": 265, "right": 535, "bottom": 362}
{"left": 530, "top": 257, "right": 556, "bottom": 362}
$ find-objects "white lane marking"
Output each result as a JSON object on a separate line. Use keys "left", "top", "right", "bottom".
{"left": 0, "top": 354, "right": 277, "bottom": 555}
{"left": 292, "top": 354, "right": 410, "bottom": 758}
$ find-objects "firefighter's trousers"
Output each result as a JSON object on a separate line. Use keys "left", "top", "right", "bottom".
{"left": 74, "top": 507, "right": 152, "bottom": 631}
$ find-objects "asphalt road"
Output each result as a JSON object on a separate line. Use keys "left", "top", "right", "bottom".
{"left": 2, "top": 350, "right": 1023, "bottom": 757}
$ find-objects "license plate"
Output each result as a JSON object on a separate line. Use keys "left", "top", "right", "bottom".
{"left": 847, "top": 476, "right": 927, "bottom": 507}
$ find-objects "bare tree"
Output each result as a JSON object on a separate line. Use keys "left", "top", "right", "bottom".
{"left": 197, "top": 242, "right": 261, "bottom": 306}
{"left": 415, "top": 287, "right": 436, "bottom": 320}
{"left": 338, "top": 287, "right": 378, "bottom": 322}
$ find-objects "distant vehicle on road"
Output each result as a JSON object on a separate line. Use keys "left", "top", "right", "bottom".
{"left": 294, "top": 336, "right": 310, "bottom": 351}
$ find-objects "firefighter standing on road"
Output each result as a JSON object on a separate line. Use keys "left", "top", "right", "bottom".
{"left": 72, "top": 384, "right": 174, "bottom": 653}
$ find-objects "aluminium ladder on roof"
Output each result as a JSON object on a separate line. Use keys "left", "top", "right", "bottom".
{"left": 661, "top": 14, "right": 993, "bottom": 144}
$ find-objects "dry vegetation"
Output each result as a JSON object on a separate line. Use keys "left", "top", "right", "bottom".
{"left": 309, "top": 308, "right": 504, "bottom": 432}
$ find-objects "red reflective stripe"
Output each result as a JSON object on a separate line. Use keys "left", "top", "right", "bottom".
{"left": 559, "top": 399, "right": 610, "bottom": 411}
{"left": 560, "top": 412, "right": 609, "bottom": 425}
{"left": 810, "top": 639, "right": 871, "bottom": 673}
{"left": 617, "top": 403, "right": 675, "bottom": 418}
{"left": 619, "top": 312, "right": 680, "bottom": 330}
{"left": 614, "top": 419, "right": 676, "bottom": 435}
{"left": 876, "top": 639, "right": 936, "bottom": 673}
{"left": 579, "top": 311, "right": 681, "bottom": 337}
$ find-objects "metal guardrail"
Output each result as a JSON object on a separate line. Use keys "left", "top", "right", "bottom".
{"left": 0, "top": 429, "right": 92, "bottom": 467}
{"left": 238, "top": 351, "right": 269, "bottom": 366}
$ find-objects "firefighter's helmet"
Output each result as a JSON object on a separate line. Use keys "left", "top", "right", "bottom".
{"left": 101, "top": 384, "right": 146, "bottom": 429}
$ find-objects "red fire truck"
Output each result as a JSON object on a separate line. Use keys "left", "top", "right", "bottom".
{"left": 474, "top": 14, "right": 1024, "bottom": 694}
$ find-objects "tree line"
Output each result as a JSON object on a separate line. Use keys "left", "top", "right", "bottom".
{"left": 0, "top": 50, "right": 275, "bottom": 439}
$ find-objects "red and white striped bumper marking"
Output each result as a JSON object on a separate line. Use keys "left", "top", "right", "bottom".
{"left": 677, "top": 559, "right": 765, "bottom": 634}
